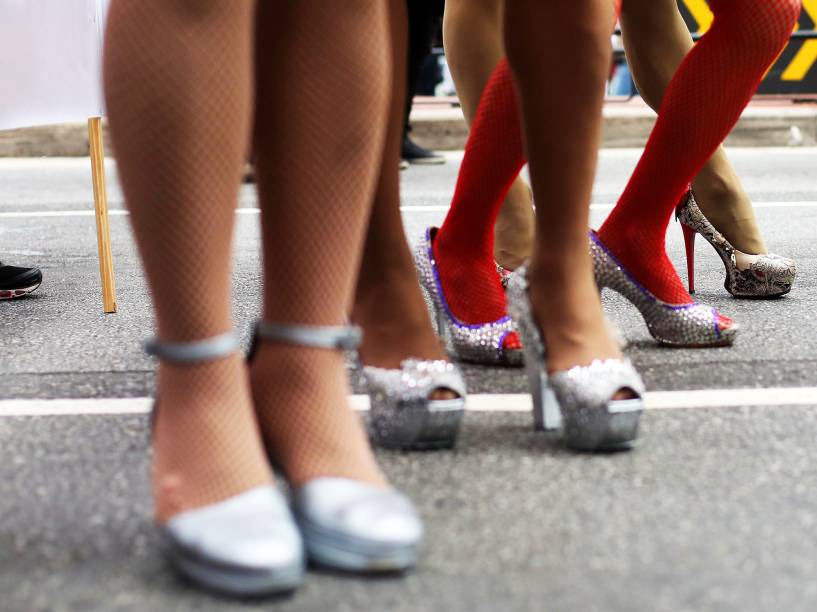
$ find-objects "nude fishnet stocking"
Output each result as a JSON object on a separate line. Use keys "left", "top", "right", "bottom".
{"left": 104, "top": 0, "right": 271, "bottom": 523}
{"left": 250, "top": 1, "right": 390, "bottom": 488}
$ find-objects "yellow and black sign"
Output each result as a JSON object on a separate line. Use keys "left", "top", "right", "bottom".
{"left": 678, "top": 0, "right": 817, "bottom": 94}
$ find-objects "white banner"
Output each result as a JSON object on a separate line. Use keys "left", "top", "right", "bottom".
{"left": 0, "top": 0, "right": 109, "bottom": 130}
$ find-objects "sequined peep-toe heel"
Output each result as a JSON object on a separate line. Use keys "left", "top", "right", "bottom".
{"left": 506, "top": 270, "right": 645, "bottom": 451}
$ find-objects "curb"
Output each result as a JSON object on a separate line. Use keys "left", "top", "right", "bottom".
{"left": 0, "top": 122, "right": 113, "bottom": 157}
{"left": 409, "top": 103, "right": 817, "bottom": 150}
{"left": 1, "top": 104, "right": 816, "bottom": 157}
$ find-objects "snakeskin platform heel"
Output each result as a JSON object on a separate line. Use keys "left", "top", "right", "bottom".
{"left": 590, "top": 231, "right": 738, "bottom": 348}
{"left": 676, "top": 190, "right": 796, "bottom": 298}
{"left": 413, "top": 228, "right": 523, "bottom": 367}
{"left": 362, "top": 359, "right": 466, "bottom": 450}
{"left": 506, "top": 269, "right": 645, "bottom": 451}
{"left": 251, "top": 322, "right": 423, "bottom": 572}
{"left": 146, "top": 332, "right": 305, "bottom": 596}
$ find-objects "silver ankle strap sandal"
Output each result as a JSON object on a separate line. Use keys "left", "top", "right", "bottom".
{"left": 254, "top": 321, "right": 362, "bottom": 350}
{"left": 147, "top": 331, "right": 305, "bottom": 596}
{"left": 253, "top": 321, "right": 424, "bottom": 572}
{"left": 145, "top": 330, "right": 241, "bottom": 362}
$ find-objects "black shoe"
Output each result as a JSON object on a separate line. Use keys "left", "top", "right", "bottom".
{"left": 401, "top": 137, "right": 445, "bottom": 165}
{"left": 0, "top": 262, "right": 42, "bottom": 299}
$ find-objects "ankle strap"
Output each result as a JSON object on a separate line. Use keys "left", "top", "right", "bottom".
{"left": 145, "top": 331, "right": 240, "bottom": 363}
{"left": 255, "top": 321, "right": 361, "bottom": 350}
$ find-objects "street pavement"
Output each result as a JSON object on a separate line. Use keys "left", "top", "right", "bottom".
{"left": 1, "top": 149, "right": 817, "bottom": 611}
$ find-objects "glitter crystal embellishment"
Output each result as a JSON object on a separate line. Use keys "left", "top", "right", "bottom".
{"left": 362, "top": 358, "right": 466, "bottom": 449}
{"left": 506, "top": 267, "right": 645, "bottom": 451}
{"left": 413, "top": 228, "right": 524, "bottom": 367}
{"left": 589, "top": 231, "right": 738, "bottom": 347}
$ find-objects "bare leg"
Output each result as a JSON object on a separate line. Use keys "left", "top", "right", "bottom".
{"left": 621, "top": 0, "right": 767, "bottom": 254}
{"left": 444, "top": 0, "right": 534, "bottom": 269}
{"left": 505, "top": 0, "right": 623, "bottom": 373}
{"left": 352, "top": 0, "right": 452, "bottom": 378}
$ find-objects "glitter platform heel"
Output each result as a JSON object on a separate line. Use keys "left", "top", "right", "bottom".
{"left": 413, "top": 228, "right": 523, "bottom": 367}
{"left": 506, "top": 269, "right": 645, "bottom": 451}
{"left": 590, "top": 231, "right": 738, "bottom": 348}
{"left": 362, "top": 358, "right": 466, "bottom": 450}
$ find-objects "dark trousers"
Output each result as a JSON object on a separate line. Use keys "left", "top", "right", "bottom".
{"left": 404, "top": 0, "right": 444, "bottom": 138}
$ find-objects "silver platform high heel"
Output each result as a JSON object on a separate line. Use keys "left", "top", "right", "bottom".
{"left": 676, "top": 190, "right": 796, "bottom": 298}
{"left": 506, "top": 269, "right": 645, "bottom": 451}
{"left": 362, "top": 359, "right": 466, "bottom": 450}
{"left": 413, "top": 228, "right": 523, "bottom": 367}
{"left": 590, "top": 231, "right": 738, "bottom": 348}
{"left": 146, "top": 332, "right": 305, "bottom": 597}
{"left": 252, "top": 322, "right": 424, "bottom": 572}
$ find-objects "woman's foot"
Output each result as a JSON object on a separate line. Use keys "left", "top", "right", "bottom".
{"left": 354, "top": 272, "right": 457, "bottom": 401}
{"left": 250, "top": 342, "right": 387, "bottom": 489}
{"left": 249, "top": 325, "right": 424, "bottom": 572}
{"left": 416, "top": 228, "right": 524, "bottom": 366}
{"left": 526, "top": 261, "right": 633, "bottom": 402}
{"left": 152, "top": 352, "right": 306, "bottom": 597}
{"left": 677, "top": 190, "right": 795, "bottom": 298}
{"left": 152, "top": 353, "right": 273, "bottom": 523}
{"left": 430, "top": 230, "right": 522, "bottom": 351}
{"left": 506, "top": 264, "right": 644, "bottom": 448}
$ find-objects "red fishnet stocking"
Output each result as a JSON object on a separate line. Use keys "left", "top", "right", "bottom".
{"left": 432, "top": 59, "right": 522, "bottom": 351}
{"left": 598, "top": 0, "right": 801, "bottom": 304}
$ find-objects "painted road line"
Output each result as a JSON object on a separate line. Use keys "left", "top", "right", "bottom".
{"left": 2, "top": 388, "right": 817, "bottom": 417}
{"left": 3, "top": 201, "right": 817, "bottom": 219}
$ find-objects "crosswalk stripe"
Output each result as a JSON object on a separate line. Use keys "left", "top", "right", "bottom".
{"left": 2, "top": 388, "right": 816, "bottom": 417}
{"left": 2, "top": 201, "right": 817, "bottom": 219}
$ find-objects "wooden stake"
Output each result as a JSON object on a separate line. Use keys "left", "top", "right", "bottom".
{"left": 88, "top": 117, "right": 117, "bottom": 313}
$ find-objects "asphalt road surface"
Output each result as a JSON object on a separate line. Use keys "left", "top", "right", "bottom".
{"left": 2, "top": 148, "right": 817, "bottom": 611}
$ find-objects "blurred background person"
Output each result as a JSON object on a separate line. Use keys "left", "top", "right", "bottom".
{"left": 403, "top": 0, "right": 447, "bottom": 165}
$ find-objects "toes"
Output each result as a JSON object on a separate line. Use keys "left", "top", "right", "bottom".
{"left": 502, "top": 331, "right": 523, "bottom": 351}
{"left": 717, "top": 313, "right": 734, "bottom": 331}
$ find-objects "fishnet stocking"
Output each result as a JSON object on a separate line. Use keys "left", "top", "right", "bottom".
{"left": 104, "top": 0, "right": 271, "bottom": 523}
{"left": 433, "top": 58, "right": 523, "bottom": 331}
{"left": 431, "top": 2, "right": 622, "bottom": 341}
{"left": 598, "top": 0, "right": 801, "bottom": 304}
{"left": 250, "top": 1, "right": 389, "bottom": 488}
{"left": 152, "top": 355, "right": 269, "bottom": 522}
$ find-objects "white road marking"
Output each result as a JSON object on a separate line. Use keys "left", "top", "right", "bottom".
{"left": 2, "top": 388, "right": 816, "bottom": 417}
{"left": 2, "top": 201, "right": 817, "bottom": 219}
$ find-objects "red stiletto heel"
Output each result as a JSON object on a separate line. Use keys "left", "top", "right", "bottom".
{"left": 676, "top": 190, "right": 796, "bottom": 298}
{"left": 681, "top": 221, "right": 696, "bottom": 294}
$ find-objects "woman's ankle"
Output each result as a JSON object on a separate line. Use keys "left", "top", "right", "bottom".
{"left": 353, "top": 276, "right": 447, "bottom": 368}
{"left": 527, "top": 268, "right": 622, "bottom": 373}
{"left": 689, "top": 186, "right": 768, "bottom": 254}
{"left": 153, "top": 355, "right": 273, "bottom": 523}
{"left": 249, "top": 343, "right": 387, "bottom": 488}
{"left": 494, "top": 182, "right": 534, "bottom": 269}
{"left": 357, "top": 321, "right": 446, "bottom": 369}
